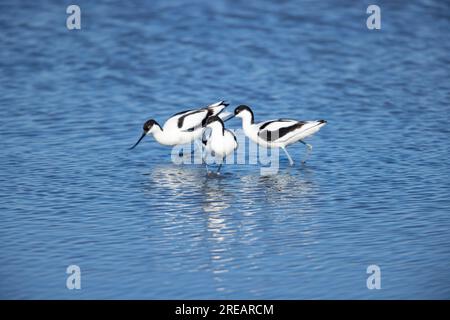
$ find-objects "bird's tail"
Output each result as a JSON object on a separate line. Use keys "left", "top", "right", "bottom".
{"left": 207, "top": 101, "right": 229, "bottom": 116}
{"left": 208, "top": 100, "right": 229, "bottom": 108}
{"left": 305, "top": 119, "right": 327, "bottom": 130}
{"left": 297, "top": 120, "right": 327, "bottom": 139}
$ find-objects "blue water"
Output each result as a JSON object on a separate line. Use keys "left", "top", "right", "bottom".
{"left": 1, "top": 0, "right": 449, "bottom": 299}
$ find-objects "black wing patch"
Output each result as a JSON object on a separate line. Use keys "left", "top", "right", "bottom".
{"left": 258, "top": 122, "right": 306, "bottom": 142}
{"left": 259, "top": 119, "right": 292, "bottom": 130}
{"left": 177, "top": 109, "right": 204, "bottom": 129}
{"left": 177, "top": 102, "right": 228, "bottom": 129}
{"left": 201, "top": 109, "right": 214, "bottom": 127}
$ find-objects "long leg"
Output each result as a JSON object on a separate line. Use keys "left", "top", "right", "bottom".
{"left": 193, "top": 140, "right": 203, "bottom": 155}
{"left": 299, "top": 140, "right": 313, "bottom": 163}
{"left": 216, "top": 157, "right": 225, "bottom": 174}
{"left": 281, "top": 147, "right": 294, "bottom": 166}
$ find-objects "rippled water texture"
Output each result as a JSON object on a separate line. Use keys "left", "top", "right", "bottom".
{"left": 0, "top": 0, "right": 449, "bottom": 299}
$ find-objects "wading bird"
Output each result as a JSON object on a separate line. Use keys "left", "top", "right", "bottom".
{"left": 232, "top": 105, "right": 326, "bottom": 165}
{"left": 202, "top": 116, "right": 238, "bottom": 174}
{"left": 129, "top": 101, "right": 229, "bottom": 151}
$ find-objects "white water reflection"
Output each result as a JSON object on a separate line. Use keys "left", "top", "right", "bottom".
{"left": 143, "top": 164, "right": 321, "bottom": 295}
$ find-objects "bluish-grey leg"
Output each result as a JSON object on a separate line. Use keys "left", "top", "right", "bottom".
{"left": 299, "top": 140, "right": 313, "bottom": 163}
{"left": 217, "top": 162, "right": 223, "bottom": 174}
{"left": 281, "top": 147, "right": 294, "bottom": 166}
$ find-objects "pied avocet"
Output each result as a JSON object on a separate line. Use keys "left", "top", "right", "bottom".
{"left": 232, "top": 105, "right": 326, "bottom": 165}
{"left": 202, "top": 115, "right": 238, "bottom": 174}
{"left": 129, "top": 101, "right": 229, "bottom": 150}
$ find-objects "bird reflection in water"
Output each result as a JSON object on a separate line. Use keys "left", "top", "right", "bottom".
{"left": 143, "top": 165, "right": 319, "bottom": 295}
{"left": 200, "top": 177, "right": 236, "bottom": 294}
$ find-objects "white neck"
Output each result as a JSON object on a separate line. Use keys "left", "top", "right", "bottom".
{"left": 239, "top": 112, "right": 254, "bottom": 132}
{"left": 151, "top": 125, "right": 172, "bottom": 145}
{"left": 209, "top": 122, "right": 224, "bottom": 136}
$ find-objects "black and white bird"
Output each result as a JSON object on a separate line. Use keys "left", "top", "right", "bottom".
{"left": 232, "top": 105, "right": 327, "bottom": 165}
{"left": 202, "top": 116, "right": 238, "bottom": 174}
{"left": 129, "top": 101, "right": 229, "bottom": 150}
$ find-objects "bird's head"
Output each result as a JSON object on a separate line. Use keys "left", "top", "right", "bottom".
{"left": 234, "top": 105, "right": 254, "bottom": 123}
{"left": 143, "top": 119, "right": 157, "bottom": 133}
{"left": 129, "top": 119, "right": 159, "bottom": 150}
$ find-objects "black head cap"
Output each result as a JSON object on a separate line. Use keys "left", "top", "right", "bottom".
{"left": 234, "top": 105, "right": 254, "bottom": 123}
{"left": 143, "top": 119, "right": 156, "bottom": 132}
{"left": 234, "top": 105, "right": 251, "bottom": 115}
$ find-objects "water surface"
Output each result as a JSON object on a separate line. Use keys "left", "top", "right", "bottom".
{"left": 0, "top": 0, "right": 449, "bottom": 299}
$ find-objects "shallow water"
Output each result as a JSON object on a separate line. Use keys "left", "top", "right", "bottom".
{"left": 0, "top": 0, "right": 449, "bottom": 299}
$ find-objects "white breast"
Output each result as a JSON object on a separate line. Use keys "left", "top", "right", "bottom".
{"left": 206, "top": 127, "right": 237, "bottom": 159}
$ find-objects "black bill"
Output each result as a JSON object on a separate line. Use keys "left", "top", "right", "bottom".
{"left": 129, "top": 132, "right": 146, "bottom": 150}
